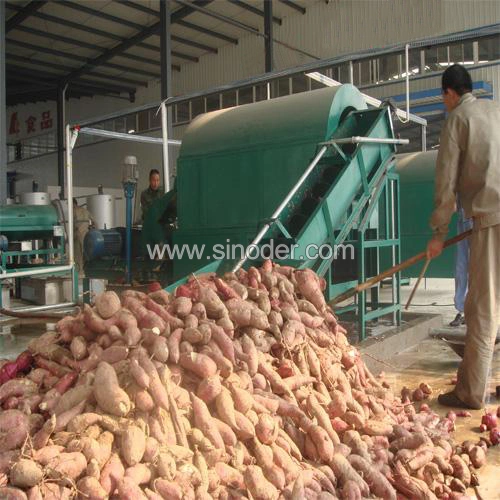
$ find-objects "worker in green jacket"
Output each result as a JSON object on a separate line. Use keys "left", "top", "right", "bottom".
{"left": 140, "top": 169, "right": 163, "bottom": 222}
{"left": 427, "top": 64, "right": 500, "bottom": 409}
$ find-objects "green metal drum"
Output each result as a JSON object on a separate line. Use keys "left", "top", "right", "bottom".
{"left": 172, "top": 85, "right": 367, "bottom": 279}
{"left": 396, "top": 151, "right": 458, "bottom": 278}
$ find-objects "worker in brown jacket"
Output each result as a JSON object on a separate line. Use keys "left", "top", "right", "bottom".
{"left": 427, "top": 64, "right": 500, "bottom": 409}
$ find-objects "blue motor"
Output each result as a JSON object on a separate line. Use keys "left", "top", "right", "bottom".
{"left": 84, "top": 228, "right": 123, "bottom": 260}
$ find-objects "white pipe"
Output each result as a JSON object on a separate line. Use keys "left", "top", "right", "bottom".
{"left": 160, "top": 102, "right": 170, "bottom": 193}
{"left": 66, "top": 125, "right": 75, "bottom": 268}
{"left": 0, "top": 264, "right": 73, "bottom": 280}
{"left": 79, "top": 127, "right": 181, "bottom": 145}
{"left": 401, "top": 43, "right": 411, "bottom": 124}
{"left": 2, "top": 302, "right": 77, "bottom": 313}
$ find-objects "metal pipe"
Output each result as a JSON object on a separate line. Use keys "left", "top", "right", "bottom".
{"left": 348, "top": 61, "right": 354, "bottom": 84}
{"left": 421, "top": 125, "right": 427, "bottom": 152}
{"left": 0, "top": 264, "right": 74, "bottom": 280}
{"left": 1, "top": 302, "right": 77, "bottom": 314}
{"left": 161, "top": 101, "right": 171, "bottom": 193}
{"left": 399, "top": 43, "right": 411, "bottom": 124}
{"left": 79, "top": 127, "right": 181, "bottom": 145}
{"left": 232, "top": 145, "right": 328, "bottom": 272}
{"left": 323, "top": 137, "right": 409, "bottom": 145}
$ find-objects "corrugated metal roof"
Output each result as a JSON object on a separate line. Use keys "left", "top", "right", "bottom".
{"left": 5, "top": 0, "right": 314, "bottom": 105}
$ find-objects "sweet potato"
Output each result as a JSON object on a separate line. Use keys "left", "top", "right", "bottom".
{"left": 99, "top": 453, "right": 125, "bottom": 494}
{"left": 46, "top": 452, "right": 87, "bottom": 481}
{"left": 53, "top": 385, "right": 92, "bottom": 416}
{"left": 197, "top": 374, "right": 222, "bottom": 403}
{"left": 243, "top": 465, "right": 279, "bottom": 500}
{"left": 95, "top": 291, "right": 121, "bottom": 319}
{"left": 0, "top": 379, "right": 37, "bottom": 404}
{"left": 77, "top": 476, "right": 107, "bottom": 499}
{"left": 0, "top": 410, "right": 30, "bottom": 452}
{"left": 450, "top": 454, "right": 471, "bottom": 487}
{"left": 191, "top": 393, "right": 225, "bottom": 450}
{"left": 330, "top": 453, "right": 369, "bottom": 496}
{"left": 121, "top": 425, "right": 146, "bottom": 466}
{"left": 93, "top": 362, "right": 131, "bottom": 417}
{"left": 348, "top": 454, "right": 396, "bottom": 499}
{"left": 153, "top": 478, "right": 182, "bottom": 500}
{"left": 179, "top": 352, "right": 217, "bottom": 378}
{"left": 117, "top": 476, "right": 147, "bottom": 500}
{"left": 0, "top": 487, "right": 27, "bottom": 500}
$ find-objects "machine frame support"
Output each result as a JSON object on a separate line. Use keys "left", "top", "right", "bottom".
{"left": 57, "top": 85, "right": 66, "bottom": 199}
{"left": 264, "top": 0, "right": 273, "bottom": 73}
{"left": 0, "top": 2, "right": 7, "bottom": 205}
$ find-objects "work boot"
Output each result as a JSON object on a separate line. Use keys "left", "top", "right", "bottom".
{"left": 449, "top": 313, "right": 465, "bottom": 327}
{"left": 437, "top": 391, "right": 471, "bottom": 409}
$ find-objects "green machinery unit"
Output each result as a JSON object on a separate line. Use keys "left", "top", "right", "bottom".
{"left": 0, "top": 203, "right": 66, "bottom": 272}
{"left": 155, "top": 85, "right": 403, "bottom": 339}
{"left": 395, "top": 151, "right": 459, "bottom": 279}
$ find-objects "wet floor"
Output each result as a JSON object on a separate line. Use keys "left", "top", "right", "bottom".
{"left": 382, "top": 338, "right": 500, "bottom": 500}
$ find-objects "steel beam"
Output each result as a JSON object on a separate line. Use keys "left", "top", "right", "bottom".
{"left": 6, "top": 39, "right": 166, "bottom": 77}
{"left": 5, "top": 0, "right": 46, "bottom": 33}
{"left": 279, "top": 0, "right": 306, "bottom": 15}
{"left": 6, "top": 2, "right": 199, "bottom": 62}
{"left": 6, "top": 53, "right": 148, "bottom": 87}
{"left": 170, "top": 34, "right": 217, "bottom": 53}
{"left": 160, "top": 0, "right": 173, "bottom": 102}
{"left": 57, "top": 86, "right": 65, "bottom": 198}
{"left": 0, "top": 1, "right": 6, "bottom": 203}
{"left": 230, "top": 0, "right": 281, "bottom": 25}
{"left": 264, "top": 0, "right": 273, "bottom": 72}
{"left": 175, "top": 0, "right": 259, "bottom": 34}
{"left": 14, "top": 25, "right": 160, "bottom": 67}
{"left": 177, "top": 19, "right": 238, "bottom": 44}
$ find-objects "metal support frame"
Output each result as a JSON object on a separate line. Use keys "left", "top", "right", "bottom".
{"left": 57, "top": 85, "right": 66, "bottom": 199}
{"left": 264, "top": 0, "right": 273, "bottom": 73}
{"left": 0, "top": 1, "right": 6, "bottom": 204}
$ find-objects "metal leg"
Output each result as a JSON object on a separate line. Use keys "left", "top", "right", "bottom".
{"left": 358, "top": 232, "right": 366, "bottom": 341}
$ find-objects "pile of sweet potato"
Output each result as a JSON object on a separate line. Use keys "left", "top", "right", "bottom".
{"left": 0, "top": 262, "right": 489, "bottom": 499}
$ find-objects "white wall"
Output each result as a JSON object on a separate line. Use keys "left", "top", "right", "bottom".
{"left": 6, "top": 0, "right": 500, "bottom": 197}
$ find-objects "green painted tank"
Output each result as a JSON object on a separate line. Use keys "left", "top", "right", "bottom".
{"left": 172, "top": 85, "right": 367, "bottom": 279}
{"left": 0, "top": 204, "right": 59, "bottom": 240}
{"left": 396, "top": 151, "right": 458, "bottom": 278}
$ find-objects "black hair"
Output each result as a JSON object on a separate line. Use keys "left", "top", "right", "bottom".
{"left": 442, "top": 64, "right": 473, "bottom": 96}
{"left": 149, "top": 169, "right": 160, "bottom": 178}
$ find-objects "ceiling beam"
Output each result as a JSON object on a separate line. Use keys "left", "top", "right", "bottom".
{"left": 7, "top": 38, "right": 178, "bottom": 75}
{"left": 176, "top": 19, "right": 238, "bottom": 44}
{"left": 61, "top": 1, "right": 212, "bottom": 83}
{"left": 5, "top": 0, "right": 46, "bottom": 33}
{"left": 120, "top": 1, "right": 159, "bottom": 16}
{"left": 279, "top": 0, "right": 306, "bottom": 15}
{"left": 60, "top": 0, "right": 216, "bottom": 54}
{"left": 5, "top": 53, "right": 148, "bottom": 87}
{"left": 14, "top": 25, "right": 160, "bottom": 67}
{"left": 174, "top": 1, "right": 259, "bottom": 34}
{"left": 229, "top": 1, "right": 282, "bottom": 25}
{"left": 7, "top": 63, "right": 136, "bottom": 94}
{"left": 6, "top": 2, "right": 200, "bottom": 61}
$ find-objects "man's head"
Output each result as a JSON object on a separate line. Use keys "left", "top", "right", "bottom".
{"left": 149, "top": 169, "right": 161, "bottom": 191}
{"left": 442, "top": 64, "right": 473, "bottom": 112}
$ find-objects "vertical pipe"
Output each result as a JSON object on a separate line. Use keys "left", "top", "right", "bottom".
{"left": 348, "top": 60, "right": 354, "bottom": 84}
{"left": 264, "top": 0, "right": 273, "bottom": 73}
{"left": 161, "top": 102, "right": 170, "bottom": 193}
{"left": 65, "top": 125, "right": 76, "bottom": 300}
{"left": 160, "top": 0, "right": 172, "bottom": 193}
{"left": 0, "top": 2, "right": 6, "bottom": 204}
{"left": 57, "top": 85, "right": 66, "bottom": 199}
{"left": 421, "top": 125, "right": 427, "bottom": 152}
{"left": 124, "top": 184, "right": 134, "bottom": 284}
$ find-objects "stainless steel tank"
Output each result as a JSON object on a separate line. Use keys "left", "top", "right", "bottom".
{"left": 87, "top": 194, "right": 115, "bottom": 230}
{"left": 19, "top": 192, "right": 51, "bottom": 205}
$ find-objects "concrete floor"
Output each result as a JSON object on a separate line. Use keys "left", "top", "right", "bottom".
{"left": 1, "top": 280, "right": 499, "bottom": 498}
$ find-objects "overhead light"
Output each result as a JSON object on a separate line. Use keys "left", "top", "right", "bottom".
{"left": 128, "top": 129, "right": 135, "bottom": 134}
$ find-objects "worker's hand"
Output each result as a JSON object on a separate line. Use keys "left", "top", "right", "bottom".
{"left": 426, "top": 236, "right": 444, "bottom": 259}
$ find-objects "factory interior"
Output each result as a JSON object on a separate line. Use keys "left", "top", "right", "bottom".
{"left": 0, "top": 1, "right": 499, "bottom": 498}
